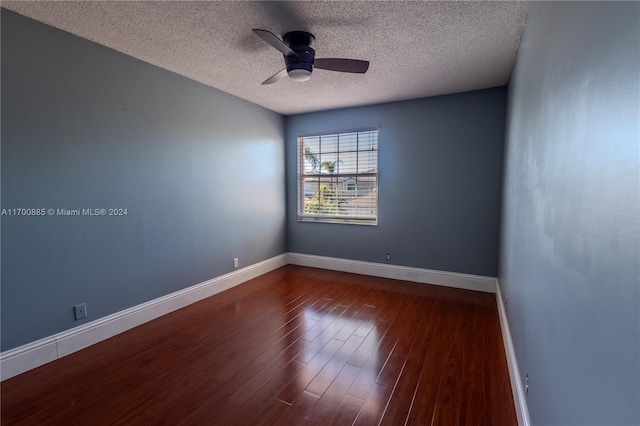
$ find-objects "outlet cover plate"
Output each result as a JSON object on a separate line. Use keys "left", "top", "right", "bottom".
{"left": 74, "top": 303, "right": 87, "bottom": 320}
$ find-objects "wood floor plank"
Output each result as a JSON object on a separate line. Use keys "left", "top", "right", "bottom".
{"left": 378, "top": 298, "right": 446, "bottom": 425}
{"left": 0, "top": 265, "right": 516, "bottom": 425}
{"left": 277, "top": 338, "right": 345, "bottom": 404}
{"left": 405, "top": 298, "right": 463, "bottom": 425}
{"left": 328, "top": 393, "right": 365, "bottom": 425}
{"left": 484, "top": 300, "right": 517, "bottom": 425}
{"left": 374, "top": 297, "right": 426, "bottom": 387}
{"left": 353, "top": 382, "right": 394, "bottom": 425}
{"left": 252, "top": 398, "right": 293, "bottom": 426}
{"left": 306, "top": 334, "right": 365, "bottom": 397}
{"left": 274, "top": 390, "right": 321, "bottom": 425}
{"left": 459, "top": 304, "right": 488, "bottom": 426}
{"left": 347, "top": 335, "right": 399, "bottom": 400}
{"left": 304, "top": 363, "right": 362, "bottom": 424}
{"left": 225, "top": 360, "right": 307, "bottom": 424}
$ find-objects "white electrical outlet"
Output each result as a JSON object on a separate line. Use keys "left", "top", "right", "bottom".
{"left": 233, "top": 258, "right": 239, "bottom": 268}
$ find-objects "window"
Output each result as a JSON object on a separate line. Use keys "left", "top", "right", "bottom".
{"left": 298, "top": 128, "right": 378, "bottom": 225}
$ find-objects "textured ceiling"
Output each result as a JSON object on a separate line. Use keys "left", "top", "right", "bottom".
{"left": 3, "top": 1, "right": 529, "bottom": 115}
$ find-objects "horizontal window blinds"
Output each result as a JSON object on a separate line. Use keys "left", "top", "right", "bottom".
{"left": 298, "top": 129, "right": 378, "bottom": 225}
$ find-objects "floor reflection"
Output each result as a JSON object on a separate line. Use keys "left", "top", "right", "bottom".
{"left": 294, "top": 307, "right": 381, "bottom": 413}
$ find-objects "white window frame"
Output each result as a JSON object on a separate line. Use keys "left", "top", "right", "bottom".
{"left": 297, "top": 127, "right": 379, "bottom": 225}
{"left": 344, "top": 178, "right": 357, "bottom": 192}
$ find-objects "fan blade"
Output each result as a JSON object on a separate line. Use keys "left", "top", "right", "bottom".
{"left": 314, "top": 58, "right": 369, "bottom": 73}
{"left": 262, "top": 69, "right": 288, "bottom": 85}
{"left": 253, "top": 29, "right": 298, "bottom": 58}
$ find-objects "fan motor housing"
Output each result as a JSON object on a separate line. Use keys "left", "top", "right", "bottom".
{"left": 283, "top": 31, "right": 316, "bottom": 74}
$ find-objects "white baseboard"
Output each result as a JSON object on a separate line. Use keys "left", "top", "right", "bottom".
{"left": 288, "top": 252, "right": 497, "bottom": 293}
{"left": 0, "top": 253, "right": 288, "bottom": 381}
{"left": 1, "top": 253, "right": 499, "bottom": 382}
{"left": 496, "top": 280, "right": 530, "bottom": 426}
{"left": 0, "top": 337, "right": 58, "bottom": 382}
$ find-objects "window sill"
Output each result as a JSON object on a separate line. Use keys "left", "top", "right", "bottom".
{"left": 298, "top": 216, "right": 378, "bottom": 226}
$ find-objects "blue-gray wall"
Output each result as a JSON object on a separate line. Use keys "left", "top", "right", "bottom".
{"left": 286, "top": 88, "right": 506, "bottom": 277}
{"left": 500, "top": 2, "right": 640, "bottom": 425}
{"left": 1, "top": 10, "right": 286, "bottom": 351}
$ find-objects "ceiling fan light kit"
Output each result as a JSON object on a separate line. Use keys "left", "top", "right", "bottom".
{"left": 283, "top": 31, "right": 315, "bottom": 82}
{"left": 253, "top": 29, "right": 369, "bottom": 85}
{"left": 288, "top": 68, "right": 312, "bottom": 82}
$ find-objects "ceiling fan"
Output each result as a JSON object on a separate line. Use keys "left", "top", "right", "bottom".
{"left": 253, "top": 29, "right": 370, "bottom": 85}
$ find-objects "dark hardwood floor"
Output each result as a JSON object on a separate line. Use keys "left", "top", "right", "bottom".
{"left": 1, "top": 265, "right": 516, "bottom": 425}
